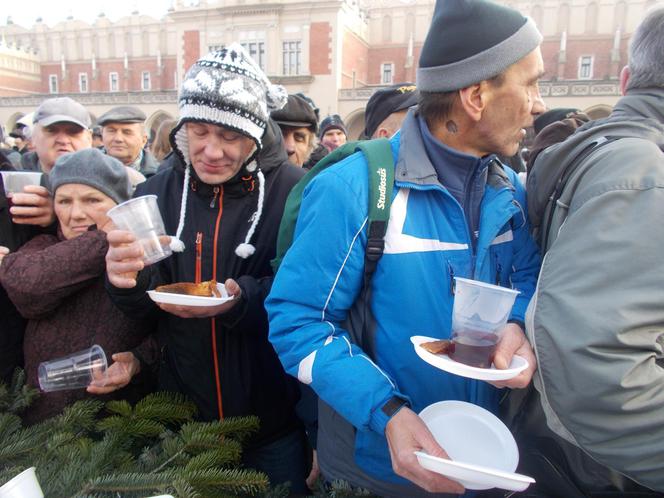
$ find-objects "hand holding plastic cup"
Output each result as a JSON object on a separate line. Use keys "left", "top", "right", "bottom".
{"left": 0, "top": 171, "right": 43, "bottom": 211}
{"left": 38, "top": 345, "right": 107, "bottom": 392}
{"left": 449, "top": 277, "right": 520, "bottom": 368}
{"left": 107, "top": 195, "right": 172, "bottom": 265}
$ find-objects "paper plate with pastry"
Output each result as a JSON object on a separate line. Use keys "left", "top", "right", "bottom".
{"left": 147, "top": 280, "right": 233, "bottom": 306}
{"left": 410, "top": 335, "right": 529, "bottom": 381}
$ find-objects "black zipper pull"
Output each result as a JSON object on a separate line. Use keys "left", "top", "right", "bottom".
{"left": 210, "top": 186, "right": 220, "bottom": 208}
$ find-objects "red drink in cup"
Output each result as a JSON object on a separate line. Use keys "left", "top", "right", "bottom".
{"left": 450, "top": 278, "right": 520, "bottom": 368}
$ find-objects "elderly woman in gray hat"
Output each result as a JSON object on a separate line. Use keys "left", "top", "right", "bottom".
{"left": 0, "top": 148, "right": 157, "bottom": 423}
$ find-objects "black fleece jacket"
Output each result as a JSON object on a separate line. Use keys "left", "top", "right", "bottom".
{"left": 107, "top": 121, "right": 306, "bottom": 448}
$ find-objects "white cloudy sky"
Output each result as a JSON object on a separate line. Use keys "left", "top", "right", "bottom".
{"left": 5, "top": 0, "right": 175, "bottom": 27}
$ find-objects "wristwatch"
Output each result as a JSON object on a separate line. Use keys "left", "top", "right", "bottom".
{"left": 381, "top": 395, "right": 410, "bottom": 418}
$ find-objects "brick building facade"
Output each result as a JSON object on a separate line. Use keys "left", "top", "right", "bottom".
{"left": 1, "top": 0, "right": 662, "bottom": 139}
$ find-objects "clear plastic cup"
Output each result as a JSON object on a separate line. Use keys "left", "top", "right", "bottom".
{"left": 449, "top": 277, "right": 520, "bottom": 368}
{"left": 107, "top": 194, "right": 172, "bottom": 265}
{"left": 0, "top": 171, "right": 43, "bottom": 210}
{"left": 0, "top": 468, "right": 44, "bottom": 498}
{"left": 38, "top": 345, "right": 107, "bottom": 393}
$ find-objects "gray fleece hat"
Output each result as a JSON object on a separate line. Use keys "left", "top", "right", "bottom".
{"left": 417, "top": 0, "right": 542, "bottom": 92}
{"left": 49, "top": 148, "right": 131, "bottom": 204}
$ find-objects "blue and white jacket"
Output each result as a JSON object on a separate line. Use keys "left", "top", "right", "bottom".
{"left": 267, "top": 111, "right": 540, "bottom": 490}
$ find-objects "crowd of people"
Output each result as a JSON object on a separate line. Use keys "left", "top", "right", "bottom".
{"left": 0, "top": 0, "right": 663, "bottom": 496}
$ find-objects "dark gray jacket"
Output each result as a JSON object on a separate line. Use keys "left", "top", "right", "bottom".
{"left": 522, "top": 89, "right": 664, "bottom": 493}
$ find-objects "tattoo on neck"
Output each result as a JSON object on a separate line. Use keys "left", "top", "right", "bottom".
{"left": 446, "top": 120, "right": 458, "bottom": 133}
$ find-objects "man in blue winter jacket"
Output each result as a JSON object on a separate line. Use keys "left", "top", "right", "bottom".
{"left": 267, "top": 0, "right": 544, "bottom": 496}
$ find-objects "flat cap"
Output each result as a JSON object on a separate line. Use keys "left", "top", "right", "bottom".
{"left": 33, "top": 97, "right": 91, "bottom": 129}
{"left": 271, "top": 94, "right": 319, "bottom": 133}
{"left": 97, "top": 106, "right": 147, "bottom": 126}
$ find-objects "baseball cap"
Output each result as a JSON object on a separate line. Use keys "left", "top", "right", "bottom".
{"left": 33, "top": 97, "right": 91, "bottom": 129}
{"left": 363, "top": 83, "right": 418, "bottom": 138}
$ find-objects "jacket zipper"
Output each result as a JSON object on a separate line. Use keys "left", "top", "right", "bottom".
{"left": 210, "top": 186, "right": 220, "bottom": 208}
{"left": 195, "top": 232, "right": 203, "bottom": 284}
{"left": 210, "top": 187, "right": 224, "bottom": 419}
{"left": 399, "top": 179, "right": 516, "bottom": 280}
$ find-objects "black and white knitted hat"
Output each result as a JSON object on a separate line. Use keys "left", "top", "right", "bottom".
{"left": 168, "top": 43, "right": 287, "bottom": 257}
{"left": 417, "top": 0, "right": 542, "bottom": 92}
{"left": 171, "top": 43, "right": 287, "bottom": 168}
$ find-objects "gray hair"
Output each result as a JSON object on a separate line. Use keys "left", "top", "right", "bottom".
{"left": 626, "top": 7, "right": 664, "bottom": 91}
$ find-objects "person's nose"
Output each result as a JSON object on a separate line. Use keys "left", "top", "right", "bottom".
{"left": 203, "top": 137, "right": 225, "bottom": 162}
{"left": 54, "top": 131, "right": 72, "bottom": 145}
{"left": 531, "top": 87, "right": 546, "bottom": 116}
{"left": 283, "top": 135, "right": 296, "bottom": 155}
{"left": 70, "top": 200, "right": 86, "bottom": 219}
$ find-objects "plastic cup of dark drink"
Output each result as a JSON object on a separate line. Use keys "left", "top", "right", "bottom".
{"left": 107, "top": 195, "right": 172, "bottom": 265}
{"left": 1, "top": 171, "right": 43, "bottom": 217}
{"left": 449, "top": 277, "right": 520, "bottom": 368}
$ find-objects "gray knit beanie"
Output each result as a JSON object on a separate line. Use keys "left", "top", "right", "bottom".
{"left": 49, "top": 148, "right": 131, "bottom": 204}
{"left": 417, "top": 0, "right": 542, "bottom": 92}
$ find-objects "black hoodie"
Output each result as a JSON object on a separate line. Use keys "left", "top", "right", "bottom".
{"left": 107, "top": 120, "right": 306, "bottom": 447}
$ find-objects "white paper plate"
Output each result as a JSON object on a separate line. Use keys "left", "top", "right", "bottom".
{"left": 147, "top": 283, "right": 233, "bottom": 307}
{"left": 410, "top": 335, "right": 528, "bottom": 381}
{"left": 416, "top": 400, "right": 534, "bottom": 492}
{"left": 414, "top": 451, "right": 535, "bottom": 492}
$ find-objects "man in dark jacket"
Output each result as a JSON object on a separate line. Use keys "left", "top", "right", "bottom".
{"left": 98, "top": 106, "right": 159, "bottom": 178}
{"left": 105, "top": 44, "right": 307, "bottom": 493}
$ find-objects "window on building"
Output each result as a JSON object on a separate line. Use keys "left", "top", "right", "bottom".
{"left": 282, "top": 41, "right": 301, "bottom": 76}
{"left": 241, "top": 41, "right": 266, "bottom": 71}
{"left": 142, "top": 71, "right": 151, "bottom": 91}
{"left": 578, "top": 55, "right": 593, "bottom": 79}
{"left": 79, "top": 73, "right": 88, "bottom": 93}
{"left": 49, "top": 74, "right": 58, "bottom": 94}
{"left": 109, "top": 72, "right": 119, "bottom": 92}
{"left": 381, "top": 63, "right": 394, "bottom": 84}
{"left": 208, "top": 44, "right": 224, "bottom": 52}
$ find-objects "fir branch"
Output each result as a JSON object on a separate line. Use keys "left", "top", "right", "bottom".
{"left": 180, "top": 416, "right": 259, "bottom": 444}
{"left": 0, "top": 413, "right": 23, "bottom": 442}
{"left": 133, "top": 392, "right": 198, "bottom": 423}
{"left": 97, "top": 415, "right": 166, "bottom": 439}
{"left": 0, "top": 369, "right": 39, "bottom": 414}
{"left": 105, "top": 400, "right": 133, "bottom": 417}
{"left": 183, "top": 443, "right": 242, "bottom": 473}
{"left": 77, "top": 470, "right": 178, "bottom": 496}
{"left": 183, "top": 467, "right": 269, "bottom": 496}
{"left": 48, "top": 399, "right": 104, "bottom": 433}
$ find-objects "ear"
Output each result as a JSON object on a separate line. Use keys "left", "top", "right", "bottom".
{"left": 619, "top": 65, "right": 630, "bottom": 95}
{"left": 375, "top": 128, "right": 390, "bottom": 138}
{"left": 458, "top": 83, "right": 486, "bottom": 122}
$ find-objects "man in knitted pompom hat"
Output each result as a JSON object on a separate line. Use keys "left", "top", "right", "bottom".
{"left": 105, "top": 43, "right": 308, "bottom": 493}
{"left": 267, "top": 0, "right": 545, "bottom": 496}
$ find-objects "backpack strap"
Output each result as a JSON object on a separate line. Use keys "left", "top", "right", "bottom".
{"left": 355, "top": 139, "right": 394, "bottom": 282}
{"left": 541, "top": 136, "right": 621, "bottom": 251}
{"left": 272, "top": 139, "right": 394, "bottom": 273}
